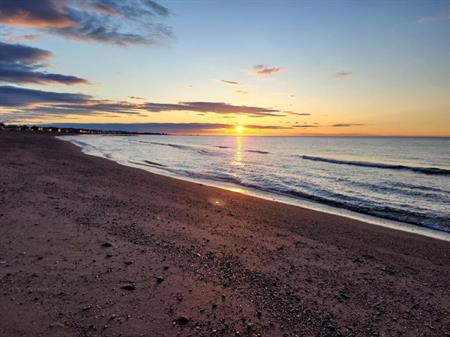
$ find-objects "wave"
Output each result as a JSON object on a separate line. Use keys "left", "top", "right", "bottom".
{"left": 148, "top": 141, "right": 270, "bottom": 155}
{"left": 149, "top": 142, "right": 194, "bottom": 150}
{"left": 246, "top": 150, "right": 270, "bottom": 154}
{"left": 300, "top": 155, "right": 450, "bottom": 176}
{"left": 144, "top": 160, "right": 166, "bottom": 167}
{"left": 148, "top": 142, "right": 221, "bottom": 156}
{"left": 199, "top": 149, "right": 218, "bottom": 156}
{"left": 182, "top": 171, "right": 244, "bottom": 186}
{"left": 281, "top": 188, "right": 449, "bottom": 232}
{"left": 129, "top": 160, "right": 166, "bottom": 168}
{"left": 391, "top": 181, "right": 449, "bottom": 194}
{"left": 172, "top": 169, "right": 450, "bottom": 232}
{"left": 70, "top": 139, "right": 90, "bottom": 148}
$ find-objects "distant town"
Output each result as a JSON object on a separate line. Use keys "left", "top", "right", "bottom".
{"left": 0, "top": 123, "right": 166, "bottom": 135}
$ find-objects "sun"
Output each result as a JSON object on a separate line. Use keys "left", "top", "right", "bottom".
{"left": 235, "top": 125, "right": 244, "bottom": 134}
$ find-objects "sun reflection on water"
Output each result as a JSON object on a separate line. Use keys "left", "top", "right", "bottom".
{"left": 230, "top": 136, "right": 244, "bottom": 167}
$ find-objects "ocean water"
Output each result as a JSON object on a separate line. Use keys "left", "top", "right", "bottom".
{"left": 63, "top": 135, "right": 450, "bottom": 233}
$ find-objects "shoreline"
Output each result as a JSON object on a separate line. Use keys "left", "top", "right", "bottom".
{"left": 62, "top": 135, "right": 450, "bottom": 242}
{"left": 1, "top": 131, "right": 449, "bottom": 337}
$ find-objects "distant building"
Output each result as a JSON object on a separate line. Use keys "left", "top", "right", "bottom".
{"left": 6, "top": 124, "right": 20, "bottom": 131}
{"left": 0, "top": 123, "right": 166, "bottom": 135}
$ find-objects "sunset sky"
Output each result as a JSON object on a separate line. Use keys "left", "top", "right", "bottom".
{"left": 0, "top": 0, "right": 449, "bottom": 136}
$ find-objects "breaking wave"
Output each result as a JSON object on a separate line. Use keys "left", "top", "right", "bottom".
{"left": 300, "top": 155, "right": 450, "bottom": 176}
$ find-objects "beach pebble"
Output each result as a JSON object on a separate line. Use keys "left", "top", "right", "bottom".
{"left": 82, "top": 305, "right": 92, "bottom": 311}
{"left": 173, "top": 316, "right": 189, "bottom": 325}
{"left": 121, "top": 284, "right": 136, "bottom": 291}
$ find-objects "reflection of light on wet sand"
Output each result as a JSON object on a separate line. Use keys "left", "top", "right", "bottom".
{"left": 230, "top": 136, "right": 244, "bottom": 167}
{"left": 227, "top": 187, "right": 244, "bottom": 193}
{"left": 208, "top": 197, "right": 225, "bottom": 206}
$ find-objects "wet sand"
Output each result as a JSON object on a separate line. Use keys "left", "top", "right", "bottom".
{"left": 0, "top": 131, "right": 449, "bottom": 337}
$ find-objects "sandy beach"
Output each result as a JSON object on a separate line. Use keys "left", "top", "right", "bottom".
{"left": 0, "top": 131, "right": 449, "bottom": 337}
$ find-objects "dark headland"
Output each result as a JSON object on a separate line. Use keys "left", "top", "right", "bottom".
{"left": 0, "top": 131, "right": 449, "bottom": 337}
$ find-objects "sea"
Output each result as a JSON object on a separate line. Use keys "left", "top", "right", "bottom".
{"left": 62, "top": 135, "right": 450, "bottom": 236}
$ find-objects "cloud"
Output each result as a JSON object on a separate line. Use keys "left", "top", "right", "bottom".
{"left": 418, "top": 10, "right": 450, "bottom": 24}
{"left": 0, "top": 0, "right": 72, "bottom": 28}
{"left": 141, "top": 101, "right": 286, "bottom": 117}
{"left": 233, "top": 90, "right": 248, "bottom": 95}
{"left": 0, "top": 0, "right": 172, "bottom": 45}
{"left": 331, "top": 123, "right": 364, "bottom": 127}
{"left": 0, "top": 85, "right": 91, "bottom": 107}
{"left": 287, "top": 112, "right": 310, "bottom": 116}
{"left": 0, "top": 87, "right": 145, "bottom": 122}
{"left": 0, "top": 88, "right": 290, "bottom": 119}
{"left": 333, "top": 71, "right": 352, "bottom": 78}
{"left": 0, "top": 25, "right": 43, "bottom": 42}
{"left": 24, "top": 102, "right": 144, "bottom": 115}
{"left": 293, "top": 124, "right": 319, "bottom": 128}
{"left": 0, "top": 110, "right": 105, "bottom": 122}
{"left": 251, "top": 64, "right": 285, "bottom": 75}
{"left": 0, "top": 41, "right": 89, "bottom": 85}
{"left": 0, "top": 41, "right": 50, "bottom": 64}
{"left": 0, "top": 65, "right": 89, "bottom": 85}
{"left": 244, "top": 124, "right": 289, "bottom": 129}
{"left": 219, "top": 80, "right": 240, "bottom": 86}
{"left": 13, "top": 34, "right": 44, "bottom": 42}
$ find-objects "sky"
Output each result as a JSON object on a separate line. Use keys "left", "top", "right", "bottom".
{"left": 0, "top": 0, "right": 449, "bottom": 136}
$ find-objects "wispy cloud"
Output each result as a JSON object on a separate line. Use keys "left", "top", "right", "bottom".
{"left": 333, "top": 71, "right": 352, "bottom": 78}
{"left": 219, "top": 80, "right": 240, "bottom": 86}
{"left": 418, "top": 10, "right": 450, "bottom": 24}
{"left": 251, "top": 64, "right": 285, "bottom": 76}
{"left": 141, "top": 101, "right": 286, "bottom": 117}
{"left": 244, "top": 124, "right": 289, "bottom": 129}
{"left": 0, "top": 42, "right": 89, "bottom": 85}
{"left": 11, "top": 34, "right": 44, "bottom": 42}
{"left": 233, "top": 90, "right": 248, "bottom": 95}
{"left": 331, "top": 123, "right": 364, "bottom": 127}
{"left": 287, "top": 112, "right": 311, "bottom": 116}
{"left": 293, "top": 124, "right": 319, "bottom": 128}
{"left": 0, "top": 0, "right": 172, "bottom": 46}
{"left": 0, "top": 26, "right": 42, "bottom": 43}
